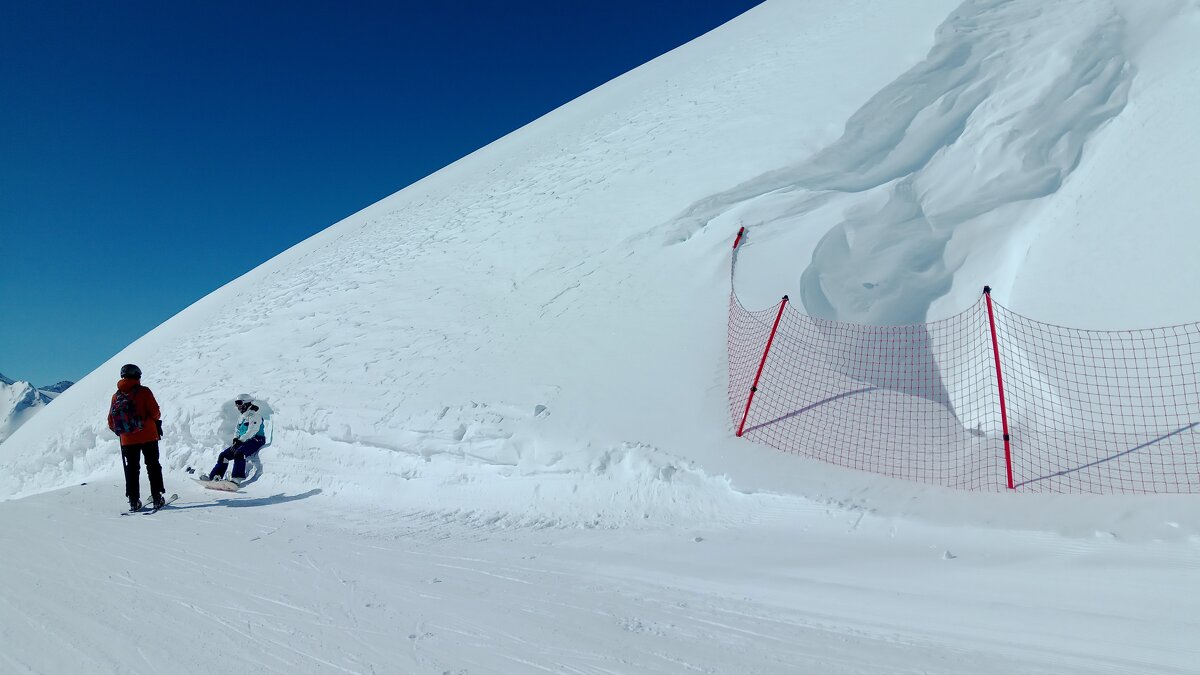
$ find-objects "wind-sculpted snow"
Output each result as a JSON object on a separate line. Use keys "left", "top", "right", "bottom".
{"left": 675, "top": 0, "right": 1134, "bottom": 326}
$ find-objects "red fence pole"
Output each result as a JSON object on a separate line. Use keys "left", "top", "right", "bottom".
{"left": 983, "top": 286, "right": 1015, "bottom": 490}
{"left": 737, "top": 295, "right": 789, "bottom": 437}
{"left": 732, "top": 225, "right": 745, "bottom": 249}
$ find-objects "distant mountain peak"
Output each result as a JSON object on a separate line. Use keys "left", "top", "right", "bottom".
{"left": 40, "top": 381, "right": 75, "bottom": 394}
{"left": 0, "top": 375, "right": 74, "bottom": 444}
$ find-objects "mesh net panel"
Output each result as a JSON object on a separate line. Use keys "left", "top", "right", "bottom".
{"left": 728, "top": 280, "right": 1200, "bottom": 493}
{"left": 994, "top": 305, "right": 1200, "bottom": 493}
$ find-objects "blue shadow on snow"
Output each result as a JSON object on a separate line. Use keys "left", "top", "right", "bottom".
{"left": 167, "top": 488, "right": 322, "bottom": 511}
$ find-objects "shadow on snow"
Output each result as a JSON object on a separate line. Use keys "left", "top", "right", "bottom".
{"left": 168, "top": 488, "right": 323, "bottom": 511}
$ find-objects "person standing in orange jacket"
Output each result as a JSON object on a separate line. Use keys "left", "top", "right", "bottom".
{"left": 107, "top": 363, "right": 165, "bottom": 512}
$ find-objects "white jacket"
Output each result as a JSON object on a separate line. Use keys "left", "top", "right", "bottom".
{"left": 235, "top": 407, "right": 265, "bottom": 443}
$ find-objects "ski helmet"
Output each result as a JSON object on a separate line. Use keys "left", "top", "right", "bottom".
{"left": 235, "top": 394, "right": 253, "bottom": 411}
{"left": 120, "top": 364, "right": 142, "bottom": 379}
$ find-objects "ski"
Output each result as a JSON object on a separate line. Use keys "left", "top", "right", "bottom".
{"left": 145, "top": 493, "right": 179, "bottom": 514}
{"left": 119, "top": 493, "right": 178, "bottom": 516}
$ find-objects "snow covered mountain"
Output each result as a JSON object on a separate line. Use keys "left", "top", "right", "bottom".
{"left": 0, "top": 372, "right": 72, "bottom": 444}
{"left": 39, "top": 380, "right": 75, "bottom": 396}
{"left": 4, "top": 1, "right": 1200, "bottom": 672}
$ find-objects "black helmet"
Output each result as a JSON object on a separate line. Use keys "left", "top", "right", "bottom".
{"left": 120, "top": 364, "right": 142, "bottom": 379}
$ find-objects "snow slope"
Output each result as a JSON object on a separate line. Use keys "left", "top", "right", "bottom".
{"left": 4, "top": 0, "right": 1200, "bottom": 672}
{"left": 0, "top": 0, "right": 970, "bottom": 510}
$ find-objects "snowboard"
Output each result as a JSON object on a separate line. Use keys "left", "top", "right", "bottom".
{"left": 195, "top": 478, "right": 241, "bottom": 492}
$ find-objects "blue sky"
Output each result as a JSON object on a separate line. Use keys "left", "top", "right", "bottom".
{"left": 0, "top": 1, "right": 761, "bottom": 386}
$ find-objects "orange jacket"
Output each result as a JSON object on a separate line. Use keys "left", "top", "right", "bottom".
{"left": 109, "top": 378, "right": 161, "bottom": 446}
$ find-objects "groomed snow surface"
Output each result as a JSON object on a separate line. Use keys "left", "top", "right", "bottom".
{"left": 4, "top": 0, "right": 1200, "bottom": 672}
{"left": 5, "top": 480, "right": 1196, "bottom": 674}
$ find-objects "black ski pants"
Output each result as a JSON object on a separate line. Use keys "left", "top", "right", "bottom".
{"left": 122, "top": 441, "right": 165, "bottom": 503}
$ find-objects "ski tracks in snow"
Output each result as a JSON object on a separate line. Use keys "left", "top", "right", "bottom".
{"left": 5, "top": 482, "right": 1200, "bottom": 674}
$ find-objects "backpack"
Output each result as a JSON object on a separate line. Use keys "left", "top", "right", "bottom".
{"left": 109, "top": 388, "right": 144, "bottom": 435}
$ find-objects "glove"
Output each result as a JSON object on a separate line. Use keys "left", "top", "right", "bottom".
{"left": 231, "top": 438, "right": 243, "bottom": 449}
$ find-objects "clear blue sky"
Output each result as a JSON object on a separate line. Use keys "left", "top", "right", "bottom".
{"left": 1, "top": 0, "right": 761, "bottom": 386}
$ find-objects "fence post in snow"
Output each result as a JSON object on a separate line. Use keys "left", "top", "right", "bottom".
{"left": 737, "top": 295, "right": 789, "bottom": 437}
{"left": 983, "top": 286, "right": 1015, "bottom": 490}
{"left": 732, "top": 225, "right": 745, "bottom": 249}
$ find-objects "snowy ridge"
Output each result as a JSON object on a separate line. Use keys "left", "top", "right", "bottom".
{"left": 0, "top": 373, "right": 70, "bottom": 445}
{"left": 39, "top": 380, "right": 74, "bottom": 396}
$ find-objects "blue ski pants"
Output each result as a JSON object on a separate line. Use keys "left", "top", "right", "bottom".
{"left": 208, "top": 436, "right": 266, "bottom": 480}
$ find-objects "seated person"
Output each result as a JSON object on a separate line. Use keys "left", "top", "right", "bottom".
{"left": 201, "top": 394, "right": 266, "bottom": 484}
